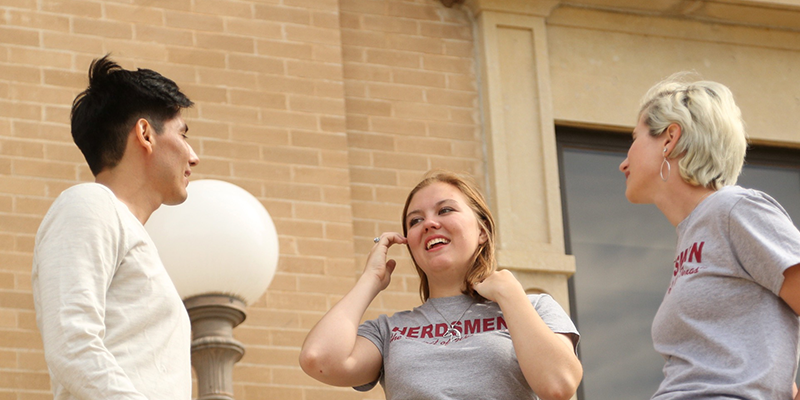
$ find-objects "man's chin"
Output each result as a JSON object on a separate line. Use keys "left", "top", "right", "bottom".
{"left": 162, "top": 192, "right": 189, "bottom": 206}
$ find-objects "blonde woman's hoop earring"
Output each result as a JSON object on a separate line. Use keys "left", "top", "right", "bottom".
{"left": 660, "top": 148, "right": 671, "bottom": 182}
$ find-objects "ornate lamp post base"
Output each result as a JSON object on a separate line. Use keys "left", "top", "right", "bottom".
{"left": 185, "top": 295, "right": 247, "bottom": 400}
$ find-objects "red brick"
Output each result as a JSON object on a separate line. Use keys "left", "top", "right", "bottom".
{"left": 134, "top": 0, "right": 191, "bottom": 12}
{"left": 362, "top": 15, "right": 418, "bottom": 34}
{"left": 288, "top": 95, "right": 344, "bottom": 115}
{"left": 371, "top": 117, "right": 426, "bottom": 136}
{"left": 347, "top": 131, "right": 394, "bottom": 151}
{"left": 349, "top": 166, "right": 398, "bottom": 186}
{"left": 287, "top": 60, "right": 343, "bottom": 81}
{"left": 344, "top": 98, "right": 392, "bottom": 116}
{"left": 73, "top": 18, "right": 132, "bottom": 39}
{"left": 167, "top": 47, "right": 225, "bottom": 68}
{"left": 197, "top": 68, "right": 258, "bottom": 89}
{"left": 101, "top": 39, "right": 169, "bottom": 62}
{"left": 393, "top": 102, "right": 450, "bottom": 120}
{"left": 339, "top": 0, "right": 386, "bottom": 15}
{"left": 230, "top": 89, "right": 287, "bottom": 110}
{"left": 195, "top": 0, "right": 254, "bottom": 18}
{"left": 256, "top": 75, "right": 316, "bottom": 96}
{"left": 0, "top": 65, "right": 40, "bottom": 85}
{"left": 231, "top": 125, "right": 290, "bottom": 146}
{"left": 313, "top": 44, "right": 342, "bottom": 63}
{"left": 344, "top": 63, "right": 392, "bottom": 82}
{"left": 225, "top": 19, "right": 283, "bottom": 39}
{"left": 202, "top": 139, "right": 261, "bottom": 159}
{"left": 311, "top": 11, "right": 340, "bottom": 29}
{"left": 231, "top": 161, "right": 292, "bottom": 181}
{"left": 0, "top": 100, "right": 40, "bottom": 122}
{"left": 387, "top": 34, "right": 444, "bottom": 54}
{"left": 261, "top": 146, "right": 320, "bottom": 166}
{"left": 426, "top": 88, "right": 477, "bottom": 108}
{"left": 428, "top": 122, "right": 478, "bottom": 140}
{"left": 256, "top": 40, "right": 313, "bottom": 60}
{"left": 196, "top": 32, "right": 255, "bottom": 53}
{"left": 43, "top": 105, "right": 71, "bottom": 124}
{"left": 282, "top": 0, "right": 338, "bottom": 11}
{"left": 106, "top": 4, "right": 165, "bottom": 24}
{"left": 420, "top": 21, "right": 472, "bottom": 40}
{"left": 254, "top": 4, "right": 311, "bottom": 25}
{"left": 135, "top": 24, "right": 194, "bottom": 46}
{"left": 365, "top": 49, "right": 420, "bottom": 68}
{"left": 259, "top": 110, "right": 318, "bottom": 130}
{"left": 372, "top": 151, "right": 428, "bottom": 171}
{"left": 320, "top": 116, "right": 345, "bottom": 133}
{"left": 341, "top": 29, "right": 385, "bottom": 48}
{"left": 164, "top": 10, "right": 223, "bottom": 32}
{"left": 388, "top": 2, "right": 442, "bottom": 21}
{"left": 42, "top": 32, "right": 103, "bottom": 54}
{"left": 393, "top": 69, "right": 446, "bottom": 87}
{"left": 42, "top": 69, "right": 85, "bottom": 90}
{"left": 263, "top": 182, "right": 321, "bottom": 202}
{"left": 285, "top": 25, "right": 341, "bottom": 46}
{"left": 339, "top": 12, "right": 361, "bottom": 29}
{"left": 368, "top": 83, "right": 424, "bottom": 102}
{"left": 3, "top": 9, "right": 69, "bottom": 32}
{"left": 396, "top": 136, "right": 453, "bottom": 155}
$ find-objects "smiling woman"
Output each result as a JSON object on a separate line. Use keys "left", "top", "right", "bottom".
{"left": 299, "top": 170, "right": 584, "bottom": 400}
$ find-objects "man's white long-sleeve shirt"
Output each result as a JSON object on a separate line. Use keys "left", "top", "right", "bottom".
{"left": 32, "top": 183, "right": 191, "bottom": 400}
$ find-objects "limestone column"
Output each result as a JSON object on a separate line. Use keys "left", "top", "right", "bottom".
{"left": 464, "top": 0, "right": 574, "bottom": 307}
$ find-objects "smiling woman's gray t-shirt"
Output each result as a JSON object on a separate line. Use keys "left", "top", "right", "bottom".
{"left": 652, "top": 186, "right": 800, "bottom": 400}
{"left": 356, "top": 293, "right": 578, "bottom": 400}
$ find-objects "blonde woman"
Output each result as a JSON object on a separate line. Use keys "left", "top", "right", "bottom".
{"left": 619, "top": 74, "right": 800, "bottom": 399}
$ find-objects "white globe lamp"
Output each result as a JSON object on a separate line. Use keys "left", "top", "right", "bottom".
{"left": 146, "top": 179, "right": 279, "bottom": 400}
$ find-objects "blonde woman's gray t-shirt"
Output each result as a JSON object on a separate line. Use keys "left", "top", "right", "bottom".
{"left": 356, "top": 293, "right": 579, "bottom": 400}
{"left": 652, "top": 186, "right": 800, "bottom": 400}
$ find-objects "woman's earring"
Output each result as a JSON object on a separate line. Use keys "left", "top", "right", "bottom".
{"left": 660, "top": 148, "right": 671, "bottom": 182}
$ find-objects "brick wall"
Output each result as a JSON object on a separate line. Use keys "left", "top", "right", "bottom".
{"left": 0, "top": 0, "right": 481, "bottom": 399}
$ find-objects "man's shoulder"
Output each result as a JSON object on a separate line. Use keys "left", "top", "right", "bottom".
{"left": 57, "top": 182, "right": 113, "bottom": 200}
{"left": 42, "top": 183, "right": 120, "bottom": 228}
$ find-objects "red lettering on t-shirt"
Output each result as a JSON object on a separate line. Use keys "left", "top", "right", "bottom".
{"left": 667, "top": 241, "right": 706, "bottom": 294}
{"left": 391, "top": 326, "right": 407, "bottom": 336}
{"left": 496, "top": 316, "right": 507, "bottom": 330}
{"left": 464, "top": 319, "right": 481, "bottom": 334}
{"left": 689, "top": 241, "right": 704, "bottom": 263}
{"left": 407, "top": 326, "right": 420, "bottom": 338}
{"left": 483, "top": 317, "right": 495, "bottom": 331}
{"left": 420, "top": 324, "right": 433, "bottom": 338}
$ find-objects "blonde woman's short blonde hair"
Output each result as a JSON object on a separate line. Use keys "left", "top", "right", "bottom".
{"left": 639, "top": 72, "right": 748, "bottom": 189}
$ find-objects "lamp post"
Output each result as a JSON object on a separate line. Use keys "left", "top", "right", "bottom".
{"left": 146, "top": 180, "right": 279, "bottom": 400}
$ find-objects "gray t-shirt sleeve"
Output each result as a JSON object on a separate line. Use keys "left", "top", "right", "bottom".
{"left": 531, "top": 294, "right": 580, "bottom": 351}
{"left": 354, "top": 316, "right": 385, "bottom": 392}
{"left": 728, "top": 192, "right": 800, "bottom": 295}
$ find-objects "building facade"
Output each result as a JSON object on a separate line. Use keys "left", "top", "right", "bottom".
{"left": 0, "top": 0, "right": 798, "bottom": 398}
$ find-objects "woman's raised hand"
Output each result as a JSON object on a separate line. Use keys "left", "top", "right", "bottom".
{"left": 364, "top": 233, "right": 407, "bottom": 292}
{"left": 473, "top": 269, "right": 525, "bottom": 303}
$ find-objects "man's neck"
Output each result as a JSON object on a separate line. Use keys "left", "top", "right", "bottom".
{"left": 95, "top": 169, "right": 160, "bottom": 225}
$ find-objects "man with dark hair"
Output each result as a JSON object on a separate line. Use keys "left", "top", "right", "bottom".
{"left": 31, "top": 55, "right": 199, "bottom": 400}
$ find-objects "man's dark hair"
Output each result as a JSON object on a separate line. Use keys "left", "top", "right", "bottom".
{"left": 71, "top": 54, "right": 194, "bottom": 176}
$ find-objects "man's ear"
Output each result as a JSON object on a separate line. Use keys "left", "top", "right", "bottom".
{"left": 663, "top": 123, "right": 682, "bottom": 157}
{"left": 133, "top": 118, "right": 154, "bottom": 154}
